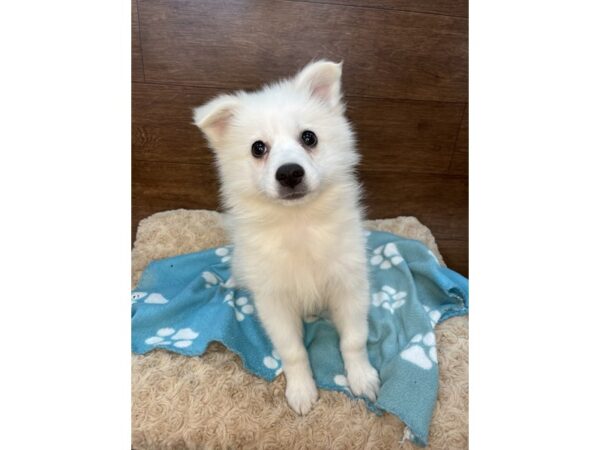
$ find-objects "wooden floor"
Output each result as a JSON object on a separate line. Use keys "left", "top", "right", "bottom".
{"left": 132, "top": 0, "right": 468, "bottom": 276}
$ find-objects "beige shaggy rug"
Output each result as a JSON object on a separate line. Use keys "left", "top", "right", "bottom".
{"left": 132, "top": 210, "right": 468, "bottom": 449}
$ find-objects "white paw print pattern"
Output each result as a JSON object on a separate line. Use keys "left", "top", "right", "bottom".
{"left": 215, "top": 246, "right": 232, "bottom": 263}
{"left": 372, "top": 285, "right": 407, "bottom": 313}
{"left": 263, "top": 349, "right": 283, "bottom": 375}
{"left": 131, "top": 292, "right": 169, "bottom": 304}
{"left": 202, "top": 271, "right": 236, "bottom": 289}
{"left": 144, "top": 327, "right": 199, "bottom": 348}
{"left": 371, "top": 243, "right": 404, "bottom": 270}
{"left": 333, "top": 374, "right": 351, "bottom": 393}
{"left": 423, "top": 305, "right": 442, "bottom": 327}
{"left": 224, "top": 292, "right": 254, "bottom": 321}
{"left": 400, "top": 332, "right": 437, "bottom": 370}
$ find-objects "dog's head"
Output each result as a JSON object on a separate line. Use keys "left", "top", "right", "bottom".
{"left": 194, "top": 60, "right": 358, "bottom": 207}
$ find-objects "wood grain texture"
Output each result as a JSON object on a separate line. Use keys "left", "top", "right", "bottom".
{"left": 347, "top": 96, "right": 465, "bottom": 173}
{"left": 285, "top": 0, "right": 468, "bottom": 18}
{"left": 448, "top": 105, "right": 468, "bottom": 175}
{"left": 133, "top": 160, "right": 219, "bottom": 211}
{"left": 361, "top": 171, "right": 467, "bottom": 240}
{"left": 132, "top": 83, "right": 214, "bottom": 165}
{"left": 132, "top": 0, "right": 144, "bottom": 82}
{"left": 133, "top": 83, "right": 465, "bottom": 174}
{"left": 455, "top": 106, "right": 468, "bottom": 153}
{"left": 137, "top": 0, "right": 467, "bottom": 102}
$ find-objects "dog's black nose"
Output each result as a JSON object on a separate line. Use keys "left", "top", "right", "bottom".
{"left": 275, "top": 163, "right": 305, "bottom": 188}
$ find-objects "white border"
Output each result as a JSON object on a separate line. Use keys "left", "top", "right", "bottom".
{"left": 471, "top": 1, "right": 600, "bottom": 448}
{"left": 1, "top": 1, "right": 130, "bottom": 448}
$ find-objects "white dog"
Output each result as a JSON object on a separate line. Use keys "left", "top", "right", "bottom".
{"left": 194, "top": 60, "right": 379, "bottom": 414}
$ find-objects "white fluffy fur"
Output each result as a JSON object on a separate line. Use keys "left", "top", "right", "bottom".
{"left": 194, "top": 61, "right": 379, "bottom": 415}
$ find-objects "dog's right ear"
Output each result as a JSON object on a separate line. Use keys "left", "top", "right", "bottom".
{"left": 293, "top": 60, "right": 343, "bottom": 110}
{"left": 193, "top": 94, "right": 239, "bottom": 144}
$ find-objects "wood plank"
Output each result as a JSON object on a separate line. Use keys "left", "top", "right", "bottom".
{"left": 133, "top": 160, "right": 220, "bottom": 211}
{"left": 348, "top": 96, "right": 464, "bottom": 173}
{"left": 361, "top": 171, "right": 468, "bottom": 240}
{"left": 133, "top": 82, "right": 465, "bottom": 174}
{"left": 455, "top": 105, "right": 468, "bottom": 153}
{"left": 437, "top": 239, "right": 468, "bottom": 277}
{"left": 132, "top": 83, "right": 214, "bottom": 165}
{"left": 132, "top": 0, "right": 144, "bottom": 82}
{"left": 448, "top": 105, "right": 468, "bottom": 175}
{"left": 285, "top": 0, "right": 468, "bottom": 18}
{"left": 138, "top": 0, "right": 467, "bottom": 102}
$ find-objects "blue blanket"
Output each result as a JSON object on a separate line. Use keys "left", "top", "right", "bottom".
{"left": 131, "top": 230, "right": 468, "bottom": 446}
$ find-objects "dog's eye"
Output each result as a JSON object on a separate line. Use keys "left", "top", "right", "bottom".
{"left": 251, "top": 140, "right": 267, "bottom": 158}
{"left": 301, "top": 130, "right": 318, "bottom": 148}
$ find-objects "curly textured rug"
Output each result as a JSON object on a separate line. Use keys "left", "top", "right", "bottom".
{"left": 132, "top": 210, "right": 468, "bottom": 449}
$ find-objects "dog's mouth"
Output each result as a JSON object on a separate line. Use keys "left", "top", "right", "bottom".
{"left": 277, "top": 184, "right": 310, "bottom": 201}
{"left": 279, "top": 190, "right": 307, "bottom": 201}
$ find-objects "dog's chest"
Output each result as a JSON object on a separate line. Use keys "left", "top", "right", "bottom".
{"left": 265, "top": 221, "right": 336, "bottom": 268}
{"left": 236, "top": 219, "right": 345, "bottom": 294}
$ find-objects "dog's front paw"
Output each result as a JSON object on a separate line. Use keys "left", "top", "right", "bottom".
{"left": 285, "top": 376, "right": 319, "bottom": 415}
{"left": 347, "top": 360, "right": 380, "bottom": 402}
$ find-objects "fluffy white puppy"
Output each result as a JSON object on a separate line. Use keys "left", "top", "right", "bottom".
{"left": 194, "top": 60, "right": 379, "bottom": 414}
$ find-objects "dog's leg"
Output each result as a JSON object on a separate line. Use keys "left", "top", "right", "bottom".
{"left": 254, "top": 295, "right": 318, "bottom": 415}
{"left": 330, "top": 282, "right": 380, "bottom": 401}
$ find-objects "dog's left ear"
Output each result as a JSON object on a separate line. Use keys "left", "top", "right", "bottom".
{"left": 294, "top": 60, "right": 343, "bottom": 109}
